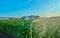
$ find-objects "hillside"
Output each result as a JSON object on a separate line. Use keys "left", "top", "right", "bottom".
{"left": 0, "top": 16, "right": 60, "bottom": 38}
{"left": 32, "top": 17, "right": 60, "bottom": 38}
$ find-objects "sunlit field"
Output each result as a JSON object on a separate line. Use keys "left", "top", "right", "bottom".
{"left": 0, "top": 18, "right": 60, "bottom": 38}
{"left": 32, "top": 18, "right": 60, "bottom": 38}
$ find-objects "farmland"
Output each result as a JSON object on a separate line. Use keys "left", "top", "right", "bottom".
{"left": 0, "top": 20, "right": 31, "bottom": 38}
{"left": 0, "top": 18, "right": 60, "bottom": 38}
{"left": 32, "top": 18, "right": 60, "bottom": 38}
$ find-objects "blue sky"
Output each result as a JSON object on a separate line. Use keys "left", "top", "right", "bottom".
{"left": 0, "top": 0, "right": 60, "bottom": 17}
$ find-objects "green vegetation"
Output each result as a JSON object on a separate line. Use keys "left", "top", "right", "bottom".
{"left": 0, "top": 20, "right": 31, "bottom": 38}
{"left": 0, "top": 19, "right": 60, "bottom": 38}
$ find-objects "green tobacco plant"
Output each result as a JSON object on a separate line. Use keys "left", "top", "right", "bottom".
{"left": 0, "top": 20, "right": 31, "bottom": 38}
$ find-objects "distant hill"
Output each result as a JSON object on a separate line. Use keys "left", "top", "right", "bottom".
{"left": 47, "top": 16, "right": 60, "bottom": 20}
{"left": 20, "top": 15, "right": 40, "bottom": 20}
{"left": 0, "top": 17, "right": 17, "bottom": 20}
{"left": 0, "top": 16, "right": 60, "bottom": 20}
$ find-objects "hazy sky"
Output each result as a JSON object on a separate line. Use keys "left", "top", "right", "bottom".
{"left": 0, "top": 0, "right": 60, "bottom": 17}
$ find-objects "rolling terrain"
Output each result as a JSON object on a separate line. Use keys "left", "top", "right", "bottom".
{"left": 0, "top": 16, "right": 60, "bottom": 38}
{"left": 32, "top": 17, "right": 60, "bottom": 38}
